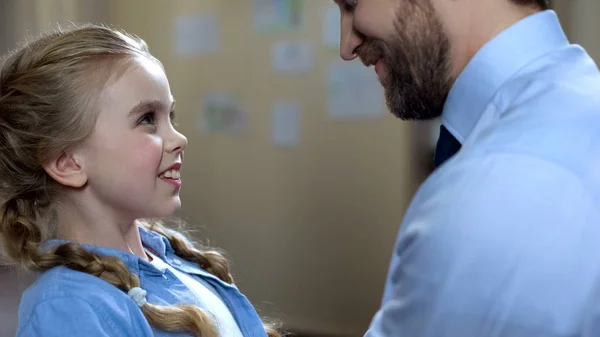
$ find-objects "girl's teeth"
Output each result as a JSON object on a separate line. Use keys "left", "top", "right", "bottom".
{"left": 162, "top": 170, "right": 180, "bottom": 179}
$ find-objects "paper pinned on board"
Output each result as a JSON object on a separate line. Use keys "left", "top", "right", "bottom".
{"left": 252, "top": 0, "right": 305, "bottom": 33}
{"left": 272, "top": 41, "right": 314, "bottom": 73}
{"left": 198, "top": 92, "right": 248, "bottom": 133}
{"left": 272, "top": 100, "right": 300, "bottom": 147}
{"left": 326, "top": 61, "right": 386, "bottom": 119}
{"left": 322, "top": 4, "right": 340, "bottom": 49}
{"left": 174, "top": 14, "right": 220, "bottom": 56}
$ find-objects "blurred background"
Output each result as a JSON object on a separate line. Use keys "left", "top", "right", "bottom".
{"left": 0, "top": 1, "right": 598, "bottom": 336}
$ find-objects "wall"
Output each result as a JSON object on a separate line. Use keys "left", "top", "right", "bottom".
{"left": 1, "top": 0, "right": 107, "bottom": 39}
{"left": 556, "top": 0, "right": 600, "bottom": 62}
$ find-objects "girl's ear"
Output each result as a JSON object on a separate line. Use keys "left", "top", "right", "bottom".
{"left": 43, "top": 151, "right": 88, "bottom": 188}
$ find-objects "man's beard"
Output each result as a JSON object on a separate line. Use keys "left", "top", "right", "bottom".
{"left": 357, "top": 0, "right": 453, "bottom": 121}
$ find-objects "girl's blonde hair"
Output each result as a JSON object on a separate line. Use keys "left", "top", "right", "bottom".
{"left": 0, "top": 24, "right": 280, "bottom": 337}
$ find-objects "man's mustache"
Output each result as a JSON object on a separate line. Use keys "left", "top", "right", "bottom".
{"left": 356, "top": 39, "right": 385, "bottom": 67}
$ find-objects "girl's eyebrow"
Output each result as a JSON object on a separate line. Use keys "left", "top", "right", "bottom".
{"left": 128, "top": 100, "right": 174, "bottom": 116}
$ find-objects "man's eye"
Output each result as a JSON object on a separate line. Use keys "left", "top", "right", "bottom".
{"left": 343, "top": 0, "right": 357, "bottom": 11}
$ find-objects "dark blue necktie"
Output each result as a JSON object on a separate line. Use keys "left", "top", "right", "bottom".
{"left": 433, "top": 124, "right": 461, "bottom": 168}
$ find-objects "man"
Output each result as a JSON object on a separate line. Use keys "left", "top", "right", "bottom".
{"left": 334, "top": 0, "right": 600, "bottom": 336}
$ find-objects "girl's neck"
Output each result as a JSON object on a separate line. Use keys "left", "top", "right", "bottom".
{"left": 56, "top": 201, "right": 150, "bottom": 261}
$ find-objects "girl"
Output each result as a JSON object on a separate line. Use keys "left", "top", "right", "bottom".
{"left": 0, "top": 24, "right": 281, "bottom": 337}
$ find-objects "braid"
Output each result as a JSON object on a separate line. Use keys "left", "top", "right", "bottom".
{"left": 0, "top": 197, "right": 44, "bottom": 269}
{"left": 143, "top": 220, "right": 234, "bottom": 284}
{"left": 142, "top": 220, "right": 284, "bottom": 337}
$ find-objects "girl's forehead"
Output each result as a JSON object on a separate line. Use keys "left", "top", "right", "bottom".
{"left": 97, "top": 59, "right": 171, "bottom": 112}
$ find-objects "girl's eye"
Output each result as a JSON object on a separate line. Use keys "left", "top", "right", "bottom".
{"left": 169, "top": 110, "right": 178, "bottom": 127}
{"left": 139, "top": 112, "right": 156, "bottom": 125}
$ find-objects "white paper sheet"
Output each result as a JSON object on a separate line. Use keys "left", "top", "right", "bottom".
{"left": 322, "top": 4, "right": 340, "bottom": 48}
{"left": 198, "top": 92, "right": 248, "bottom": 133}
{"left": 272, "top": 41, "right": 314, "bottom": 73}
{"left": 252, "top": 0, "right": 305, "bottom": 33}
{"left": 326, "top": 61, "right": 386, "bottom": 119}
{"left": 272, "top": 100, "right": 300, "bottom": 147}
{"left": 174, "top": 14, "right": 220, "bottom": 56}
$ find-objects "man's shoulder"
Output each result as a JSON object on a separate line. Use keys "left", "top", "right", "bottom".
{"left": 497, "top": 43, "right": 600, "bottom": 115}
{"left": 467, "top": 46, "right": 600, "bottom": 186}
{"left": 400, "top": 150, "right": 600, "bottom": 292}
{"left": 410, "top": 148, "right": 599, "bottom": 240}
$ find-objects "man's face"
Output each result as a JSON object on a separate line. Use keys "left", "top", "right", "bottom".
{"left": 336, "top": 0, "right": 454, "bottom": 120}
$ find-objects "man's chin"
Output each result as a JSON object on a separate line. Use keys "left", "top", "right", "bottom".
{"left": 383, "top": 84, "right": 447, "bottom": 120}
{"left": 385, "top": 97, "right": 442, "bottom": 121}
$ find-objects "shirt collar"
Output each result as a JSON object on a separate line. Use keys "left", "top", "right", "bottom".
{"left": 139, "top": 225, "right": 173, "bottom": 257}
{"left": 441, "top": 10, "right": 569, "bottom": 143}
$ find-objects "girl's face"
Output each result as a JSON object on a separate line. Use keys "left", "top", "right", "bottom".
{"left": 76, "top": 56, "right": 188, "bottom": 223}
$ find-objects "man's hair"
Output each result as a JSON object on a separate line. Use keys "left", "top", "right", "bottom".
{"left": 511, "top": 0, "right": 550, "bottom": 10}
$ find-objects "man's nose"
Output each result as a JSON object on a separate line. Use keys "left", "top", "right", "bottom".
{"left": 339, "top": 12, "right": 363, "bottom": 61}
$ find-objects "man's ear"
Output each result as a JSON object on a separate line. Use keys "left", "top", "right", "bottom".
{"left": 43, "top": 151, "right": 88, "bottom": 188}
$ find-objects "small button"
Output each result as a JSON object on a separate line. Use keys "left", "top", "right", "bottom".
{"left": 171, "top": 258, "right": 182, "bottom": 266}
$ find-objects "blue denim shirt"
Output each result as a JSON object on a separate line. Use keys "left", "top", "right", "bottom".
{"left": 16, "top": 226, "right": 269, "bottom": 337}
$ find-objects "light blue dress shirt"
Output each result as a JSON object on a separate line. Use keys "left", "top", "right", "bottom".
{"left": 366, "top": 10, "right": 600, "bottom": 337}
{"left": 17, "top": 226, "right": 269, "bottom": 337}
